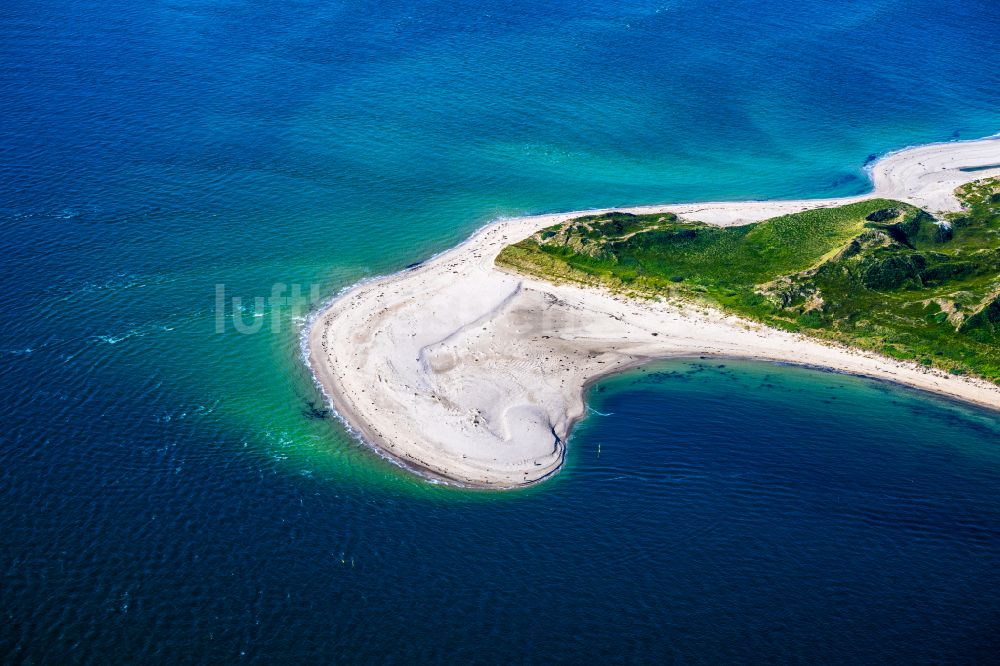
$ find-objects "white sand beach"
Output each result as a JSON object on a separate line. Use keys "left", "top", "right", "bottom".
{"left": 307, "top": 136, "right": 1000, "bottom": 488}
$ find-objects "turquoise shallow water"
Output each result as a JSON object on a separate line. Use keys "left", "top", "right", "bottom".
{"left": 2, "top": 0, "right": 1000, "bottom": 662}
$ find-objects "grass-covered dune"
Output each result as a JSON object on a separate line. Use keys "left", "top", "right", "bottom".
{"left": 497, "top": 177, "right": 1000, "bottom": 382}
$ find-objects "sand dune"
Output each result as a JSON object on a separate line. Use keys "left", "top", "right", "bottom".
{"left": 307, "top": 136, "right": 1000, "bottom": 488}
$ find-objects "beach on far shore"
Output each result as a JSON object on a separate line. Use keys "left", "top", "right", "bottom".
{"left": 306, "top": 135, "right": 1000, "bottom": 488}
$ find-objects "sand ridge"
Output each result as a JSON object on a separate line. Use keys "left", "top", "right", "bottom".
{"left": 307, "top": 135, "right": 1000, "bottom": 488}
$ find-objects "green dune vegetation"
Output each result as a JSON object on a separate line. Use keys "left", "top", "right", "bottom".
{"left": 497, "top": 177, "right": 1000, "bottom": 382}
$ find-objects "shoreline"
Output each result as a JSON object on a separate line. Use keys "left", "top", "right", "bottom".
{"left": 306, "top": 135, "right": 1000, "bottom": 489}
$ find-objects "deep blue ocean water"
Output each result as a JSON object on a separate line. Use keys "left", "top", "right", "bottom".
{"left": 2, "top": 0, "right": 1000, "bottom": 662}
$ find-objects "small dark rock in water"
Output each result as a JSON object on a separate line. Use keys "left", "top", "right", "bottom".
{"left": 303, "top": 401, "right": 331, "bottom": 420}
{"left": 864, "top": 153, "right": 879, "bottom": 165}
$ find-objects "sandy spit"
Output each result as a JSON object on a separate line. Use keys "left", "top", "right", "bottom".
{"left": 307, "top": 135, "right": 1000, "bottom": 488}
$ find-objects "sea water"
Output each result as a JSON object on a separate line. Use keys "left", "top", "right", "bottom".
{"left": 2, "top": 0, "right": 1000, "bottom": 661}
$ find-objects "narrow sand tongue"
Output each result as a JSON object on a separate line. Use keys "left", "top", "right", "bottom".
{"left": 307, "top": 135, "right": 1000, "bottom": 488}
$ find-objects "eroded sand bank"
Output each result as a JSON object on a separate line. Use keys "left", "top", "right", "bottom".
{"left": 307, "top": 136, "right": 1000, "bottom": 488}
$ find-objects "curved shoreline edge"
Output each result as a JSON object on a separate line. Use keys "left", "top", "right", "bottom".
{"left": 306, "top": 135, "right": 1000, "bottom": 489}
